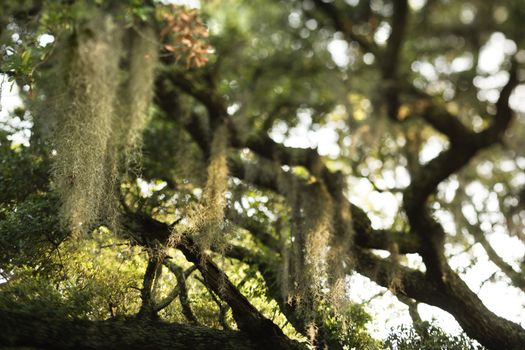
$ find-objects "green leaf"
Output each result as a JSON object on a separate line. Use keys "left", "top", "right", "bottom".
{"left": 21, "top": 49, "right": 32, "bottom": 65}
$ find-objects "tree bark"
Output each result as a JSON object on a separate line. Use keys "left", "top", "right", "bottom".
{"left": 0, "top": 310, "right": 262, "bottom": 350}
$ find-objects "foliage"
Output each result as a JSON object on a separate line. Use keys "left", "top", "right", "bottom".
{"left": 1, "top": 0, "right": 525, "bottom": 349}
{"left": 386, "top": 322, "right": 485, "bottom": 350}
{"left": 0, "top": 228, "right": 144, "bottom": 319}
{"left": 0, "top": 194, "right": 63, "bottom": 275}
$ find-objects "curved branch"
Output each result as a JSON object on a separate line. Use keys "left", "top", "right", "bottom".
{"left": 405, "top": 61, "right": 518, "bottom": 211}
{"left": 354, "top": 249, "right": 525, "bottom": 350}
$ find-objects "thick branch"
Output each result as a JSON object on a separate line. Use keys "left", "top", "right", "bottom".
{"left": 403, "top": 62, "right": 519, "bottom": 277}
{"left": 420, "top": 100, "right": 474, "bottom": 143}
{"left": 166, "top": 70, "right": 226, "bottom": 126}
{"left": 354, "top": 249, "right": 525, "bottom": 350}
{"left": 381, "top": 0, "right": 408, "bottom": 120}
{"left": 223, "top": 244, "right": 342, "bottom": 349}
{"left": 405, "top": 62, "right": 518, "bottom": 210}
{"left": 175, "top": 238, "right": 293, "bottom": 345}
{"left": 382, "top": 0, "right": 408, "bottom": 76}
{"left": 242, "top": 133, "right": 329, "bottom": 178}
{"left": 0, "top": 310, "right": 261, "bottom": 350}
{"left": 355, "top": 228, "right": 420, "bottom": 254}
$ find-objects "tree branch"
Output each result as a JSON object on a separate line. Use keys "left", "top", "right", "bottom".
{"left": 0, "top": 310, "right": 262, "bottom": 350}
{"left": 354, "top": 249, "right": 525, "bottom": 350}
{"left": 154, "top": 264, "right": 197, "bottom": 312}
{"left": 310, "top": 0, "right": 376, "bottom": 54}
{"left": 226, "top": 209, "right": 281, "bottom": 252}
{"left": 163, "top": 259, "right": 199, "bottom": 324}
{"left": 137, "top": 250, "right": 161, "bottom": 319}
{"left": 195, "top": 275, "right": 232, "bottom": 330}
{"left": 464, "top": 215, "right": 525, "bottom": 292}
{"left": 402, "top": 61, "right": 519, "bottom": 277}
{"left": 381, "top": 0, "right": 409, "bottom": 120}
